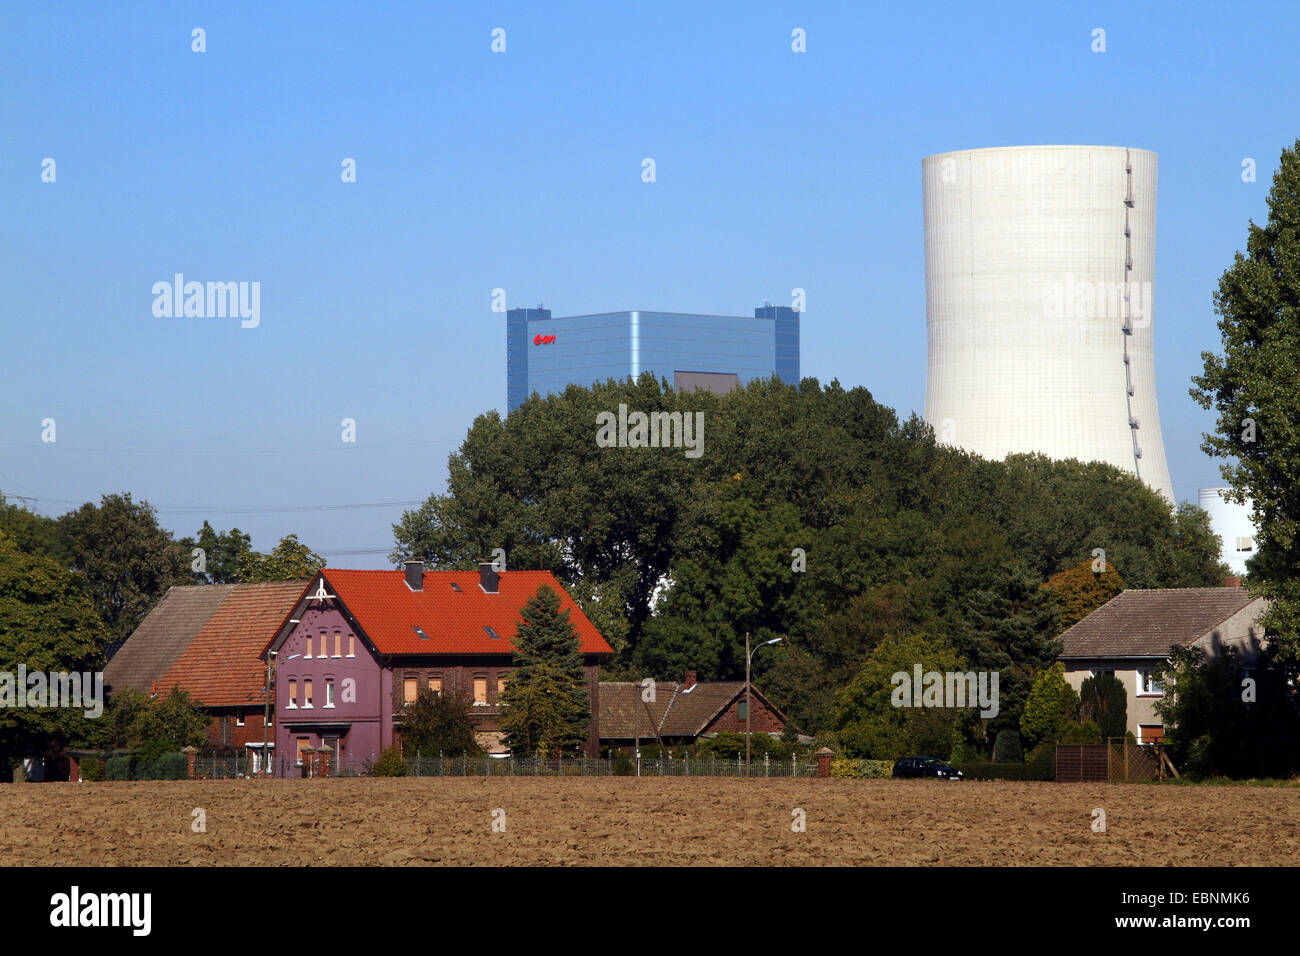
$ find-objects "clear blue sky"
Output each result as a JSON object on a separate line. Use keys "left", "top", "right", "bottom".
{"left": 2, "top": 1, "right": 1297, "bottom": 567}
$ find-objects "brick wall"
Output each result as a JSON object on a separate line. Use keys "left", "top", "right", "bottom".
{"left": 702, "top": 693, "right": 785, "bottom": 735}
{"left": 205, "top": 708, "right": 273, "bottom": 749}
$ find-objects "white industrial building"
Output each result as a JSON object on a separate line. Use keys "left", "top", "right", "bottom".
{"left": 1198, "top": 487, "right": 1258, "bottom": 576}
{"left": 922, "top": 145, "right": 1175, "bottom": 503}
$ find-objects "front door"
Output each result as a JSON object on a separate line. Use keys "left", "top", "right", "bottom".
{"left": 323, "top": 736, "right": 341, "bottom": 774}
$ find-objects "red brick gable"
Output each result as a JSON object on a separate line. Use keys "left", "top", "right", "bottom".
{"left": 310, "top": 569, "right": 614, "bottom": 657}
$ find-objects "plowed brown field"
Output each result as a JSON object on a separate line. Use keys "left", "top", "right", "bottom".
{"left": 1, "top": 777, "right": 1294, "bottom": 866}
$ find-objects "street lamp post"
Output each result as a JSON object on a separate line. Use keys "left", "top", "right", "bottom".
{"left": 745, "top": 633, "right": 784, "bottom": 777}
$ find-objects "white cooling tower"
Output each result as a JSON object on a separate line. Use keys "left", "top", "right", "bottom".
{"left": 922, "top": 145, "right": 1175, "bottom": 503}
{"left": 1198, "top": 487, "right": 1258, "bottom": 576}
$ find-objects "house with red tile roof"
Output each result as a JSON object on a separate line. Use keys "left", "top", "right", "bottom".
{"left": 598, "top": 670, "right": 789, "bottom": 751}
{"left": 103, "top": 581, "right": 308, "bottom": 772}
{"left": 263, "top": 561, "right": 613, "bottom": 775}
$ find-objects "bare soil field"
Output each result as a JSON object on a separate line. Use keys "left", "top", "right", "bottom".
{"left": 0, "top": 777, "right": 1294, "bottom": 866}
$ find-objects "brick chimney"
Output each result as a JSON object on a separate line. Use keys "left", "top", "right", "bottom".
{"left": 683, "top": 670, "right": 697, "bottom": 690}
{"left": 1224, "top": 575, "right": 1241, "bottom": 588}
{"left": 479, "top": 561, "right": 499, "bottom": 594}
{"left": 404, "top": 559, "right": 423, "bottom": 591}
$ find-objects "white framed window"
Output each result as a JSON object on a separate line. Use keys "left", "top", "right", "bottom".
{"left": 347, "top": 635, "right": 356, "bottom": 658}
{"left": 235, "top": 710, "right": 245, "bottom": 727}
{"left": 287, "top": 680, "right": 298, "bottom": 709}
{"left": 333, "top": 631, "right": 342, "bottom": 657}
{"left": 325, "top": 679, "right": 335, "bottom": 708}
{"left": 403, "top": 677, "right": 418, "bottom": 706}
{"left": 1138, "top": 669, "right": 1164, "bottom": 696}
{"left": 303, "top": 679, "right": 314, "bottom": 709}
{"left": 473, "top": 677, "right": 488, "bottom": 706}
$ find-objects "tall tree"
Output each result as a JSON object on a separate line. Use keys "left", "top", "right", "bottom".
{"left": 0, "top": 531, "right": 109, "bottom": 770}
{"left": 498, "top": 585, "right": 591, "bottom": 756}
{"left": 0, "top": 495, "right": 67, "bottom": 564}
{"left": 1042, "top": 559, "right": 1125, "bottom": 630}
{"left": 177, "top": 521, "right": 252, "bottom": 584}
{"left": 57, "top": 493, "right": 187, "bottom": 644}
{"left": 1191, "top": 139, "right": 1300, "bottom": 663}
{"left": 236, "top": 534, "right": 324, "bottom": 583}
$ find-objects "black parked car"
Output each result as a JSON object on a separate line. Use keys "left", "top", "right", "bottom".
{"left": 892, "top": 756, "right": 963, "bottom": 780}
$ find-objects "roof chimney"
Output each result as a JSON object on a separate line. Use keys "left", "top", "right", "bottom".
{"left": 479, "top": 561, "right": 499, "bottom": 594}
{"left": 1224, "top": 575, "right": 1241, "bottom": 588}
{"left": 683, "top": 670, "right": 697, "bottom": 690}
{"left": 405, "top": 559, "right": 423, "bottom": 591}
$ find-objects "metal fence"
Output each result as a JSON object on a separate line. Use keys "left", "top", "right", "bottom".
{"left": 324, "top": 753, "right": 818, "bottom": 778}
{"left": 193, "top": 752, "right": 257, "bottom": 779}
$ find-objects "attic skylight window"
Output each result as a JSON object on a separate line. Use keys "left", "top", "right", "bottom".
{"left": 450, "top": 582, "right": 462, "bottom": 592}
{"left": 412, "top": 625, "right": 430, "bottom": 640}
{"left": 484, "top": 625, "right": 500, "bottom": 639}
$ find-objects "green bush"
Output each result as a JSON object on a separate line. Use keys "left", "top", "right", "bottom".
{"left": 612, "top": 752, "right": 635, "bottom": 776}
{"left": 78, "top": 757, "right": 105, "bottom": 781}
{"left": 105, "top": 756, "right": 133, "bottom": 780}
{"left": 1059, "top": 721, "right": 1103, "bottom": 744}
{"left": 136, "top": 752, "right": 188, "bottom": 780}
{"left": 372, "top": 746, "right": 407, "bottom": 777}
{"left": 992, "top": 729, "right": 1023, "bottom": 763}
{"left": 1026, "top": 742, "right": 1057, "bottom": 779}
{"left": 830, "top": 758, "right": 893, "bottom": 778}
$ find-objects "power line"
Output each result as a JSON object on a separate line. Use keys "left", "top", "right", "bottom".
{"left": 2, "top": 493, "right": 426, "bottom": 516}
{"left": 0, "top": 437, "right": 462, "bottom": 455}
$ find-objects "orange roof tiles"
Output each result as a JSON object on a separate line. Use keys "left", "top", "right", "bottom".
{"left": 319, "top": 569, "right": 613, "bottom": 656}
{"left": 158, "top": 581, "right": 309, "bottom": 707}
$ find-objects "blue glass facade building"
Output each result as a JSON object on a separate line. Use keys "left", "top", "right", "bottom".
{"left": 506, "top": 305, "right": 800, "bottom": 413}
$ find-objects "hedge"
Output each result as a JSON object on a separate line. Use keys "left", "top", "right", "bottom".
{"left": 829, "top": 758, "right": 894, "bottom": 779}
{"left": 954, "top": 760, "right": 1054, "bottom": 781}
{"left": 137, "top": 752, "right": 188, "bottom": 780}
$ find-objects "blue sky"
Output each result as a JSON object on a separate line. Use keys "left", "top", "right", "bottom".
{"left": 2, "top": 1, "right": 1297, "bottom": 567}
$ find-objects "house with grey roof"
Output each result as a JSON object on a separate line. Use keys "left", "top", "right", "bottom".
{"left": 1057, "top": 584, "right": 1269, "bottom": 744}
{"left": 599, "top": 670, "right": 788, "bottom": 750}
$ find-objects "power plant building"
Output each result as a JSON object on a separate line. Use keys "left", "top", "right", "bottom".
{"left": 506, "top": 305, "right": 799, "bottom": 413}
{"left": 922, "top": 145, "right": 1175, "bottom": 503}
{"left": 1199, "top": 487, "right": 1258, "bottom": 577}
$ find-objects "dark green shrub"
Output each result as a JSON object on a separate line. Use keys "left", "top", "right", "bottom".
{"left": 612, "top": 752, "right": 635, "bottom": 776}
{"left": 1079, "top": 674, "right": 1127, "bottom": 740}
{"left": 136, "top": 752, "right": 188, "bottom": 780}
{"left": 1059, "top": 721, "right": 1103, "bottom": 744}
{"left": 78, "top": 758, "right": 105, "bottom": 781}
{"left": 1026, "top": 742, "right": 1056, "bottom": 779}
{"left": 992, "top": 729, "right": 1023, "bottom": 763}
{"left": 105, "top": 756, "right": 133, "bottom": 780}
{"left": 372, "top": 746, "right": 407, "bottom": 777}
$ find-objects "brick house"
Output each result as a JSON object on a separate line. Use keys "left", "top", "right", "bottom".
{"left": 263, "top": 562, "right": 613, "bottom": 775}
{"left": 1058, "top": 583, "right": 1269, "bottom": 744}
{"left": 103, "top": 580, "right": 308, "bottom": 772}
{"left": 599, "top": 670, "right": 788, "bottom": 750}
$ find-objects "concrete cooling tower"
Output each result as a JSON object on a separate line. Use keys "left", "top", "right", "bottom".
{"left": 922, "top": 145, "right": 1175, "bottom": 503}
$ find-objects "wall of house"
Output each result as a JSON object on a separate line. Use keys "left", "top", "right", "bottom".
{"left": 388, "top": 659, "right": 602, "bottom": 758}
{"left": 205, "top": 708, "right": 273, "bottom": 749}
{"left": 1064, "top": 606, "right": 1268, "bottom": 738}
{"left": 275, "top": 605, "right": 384, "bottom": 776}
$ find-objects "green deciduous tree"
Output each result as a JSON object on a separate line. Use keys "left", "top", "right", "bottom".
{"left": 236, "top": 534, "right": 324, "bottom": 583}
{"left": 177, "top": 521, "right": 252, "bottom": 584}
{"left": 400, "top": 687, "right": 482, "bottom": 757}
{"left": 833, "top": 630, "right": 968, "bottom": 761}
{"left": 1042, "top": 560, "right": 1125, "bottom": 630}
{"left": 57, "top": 493, "right": 188, "bottom": 644}
{"left": 0, "top": 531, "right": 109, "bottom": 768}
{"left": 1192, "top": 139, "right": 1300, "bottom": 664}
{"left": 498, "top": 585, "right": 591, "bottom": 756}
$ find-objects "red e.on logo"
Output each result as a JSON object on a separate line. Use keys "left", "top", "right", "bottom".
{"left": 533, "top": 333, "right": 556, "bottom": 345}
